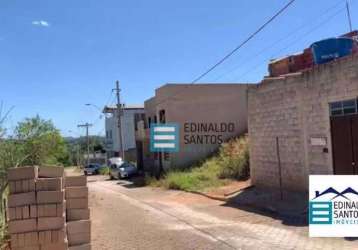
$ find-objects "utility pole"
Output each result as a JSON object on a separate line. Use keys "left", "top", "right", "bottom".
{"left": 346, "top": 0, "right": 353, "bottom": 32}
{"left": 113, "top": 80, "right": 125, "bottom": 161}
{"left": 77, "top": 123, "right": 93, "bottom": 166}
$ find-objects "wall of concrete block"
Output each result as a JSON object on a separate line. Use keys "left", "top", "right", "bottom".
{"left": 248, "top": 54, "right": 358, "bottom": 191}
{"left": 6, "top": 166, "right": 92, "bottom": 250}
{"left": 7, "top": 166, "right": 69, "bottom": 250}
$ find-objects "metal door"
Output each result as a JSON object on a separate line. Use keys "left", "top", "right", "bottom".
{"left": 331, "top": 114, "right": 358, "bottom": 174}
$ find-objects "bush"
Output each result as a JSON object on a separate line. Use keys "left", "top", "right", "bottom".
{"left": 218, "top": 135, "right": 250, "bottom": 180}
{"left": 147, "top": 135, "right": 249, "bottom": 192}
{"left": 99, "top": 166, "right": 110, "bottom": 175}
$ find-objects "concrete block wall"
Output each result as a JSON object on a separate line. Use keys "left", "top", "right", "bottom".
{"left": 248, "top": 54, "right": 358, "bottom": 191}
{"left": 65, "top": 176, "right": 91, "bottom": 250}
{"left": 7, "top": 166, "right": 68, "bottom": 250}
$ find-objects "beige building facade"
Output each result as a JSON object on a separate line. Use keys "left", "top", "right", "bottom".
{"left": 136, "top": 83, "right": 250, "bottom": 174}
{"left": 248, "top": 54, "right": 358, "bottom": 192}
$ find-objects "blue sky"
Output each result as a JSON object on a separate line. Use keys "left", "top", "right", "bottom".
{"left": 0, "top": 0, "right": 357, "bottom": 137}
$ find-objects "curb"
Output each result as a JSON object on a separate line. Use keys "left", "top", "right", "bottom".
{"left": 186, "top": 190, "right": 229, "bottom": 202}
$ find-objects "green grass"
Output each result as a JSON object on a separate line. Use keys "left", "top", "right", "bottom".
{"left": 147, "top": 135, "right": 249, "bottom": 192}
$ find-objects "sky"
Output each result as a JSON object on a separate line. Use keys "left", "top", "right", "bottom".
{"left": 0, "top": 0, "right": 357, "bottom": 137}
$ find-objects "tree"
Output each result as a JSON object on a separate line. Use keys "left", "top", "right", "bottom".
{"left": 13, "top": 115, "right": 69, "bottom": 166}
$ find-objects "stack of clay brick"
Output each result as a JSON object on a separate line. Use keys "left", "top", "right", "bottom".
{"left": 65, "top": 176, "right": 91, "bottom": 250}
{"left": 7, "top": 166, "right": 68, "bottom": 250}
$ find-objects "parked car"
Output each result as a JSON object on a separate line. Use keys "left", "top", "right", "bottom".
{"left": 110, "top": 162, "right": 137, "bottom": 179}
{"left": 84, "top": 163, "right": 102, "bottom": 175}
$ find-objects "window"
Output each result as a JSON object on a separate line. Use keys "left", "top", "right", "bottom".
{"left": 159, "top": 109, "right": 166, "bottom": 123}
{"left": 330, "top": 98, "right": 358, "bottom": 116}
{"left": 154, "top": 115, "right": 157, "bottom": 123}
{"left": 148, "top": 117, "right": 151, "bottom": 128}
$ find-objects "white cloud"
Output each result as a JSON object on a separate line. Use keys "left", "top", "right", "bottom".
{"left": 32, "top": 20, "right": 50, "bottom": 27}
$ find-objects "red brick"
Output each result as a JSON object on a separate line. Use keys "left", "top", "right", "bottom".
{"left": 9, "top": 181, "right": 16, "bottom": 194}
{"left": 51, "top": 228, "right": 66, "bottom": 243}
{"left": 36, "top": 178, "right": 62, "bottom": 191}
{"left": 29, "top": 179, "right": 35, "bottom": 191}
{"left": 67, "top": 209, "right": 90, "bottom": 221}
{"left": 22, "top": 180, "right": 29, "bottom": 193}
{"left": 67, "top": 220, "right": 90, "bottom": 235}
{"left": 37, "top": 216, "right": 65, "bottom": 231}
{"left": 8, "top": 207, "right": 16, "bottom": 220}
{"left": 24, "top": 233, "right": 31, "bottom": 246}
{"left": 57, "top": 202, "right": 65, "bottom": 217}
{"left": 22, "top": 206, "right": 30, "bottom": 219}
{"left": 66, "top": 198, "right": 88, "bottom": 209}
{"left": 7, "top": 166, "right": 37, "bottom": 181}
{"left": 11, "top": 234, "right": 18, "bottom": 248}
{"left": 36, "top": 191, "right": 64, "bottom": 204}
{"left": 9, "top": 181, "right": 23, "bottom": 194}
{"left": 38, "top": 231, "right": 45, "bottom": 244}
{"left": 45, "top": 230, "right": 52, "bottom": 244}
{"left": 31, "top": 232, "right": 39, "bottom": 245}
{"left": 15, "top": 181, "right": 22, "bottom": 193}
{"left": 37, "top": 204, "right": 57, "bottom": 217}
{"left": 65, "top": 176, "right": 87, "bottom": 187}
{"left": 30, "top": 205, "right": 37, "bottom": 218}
{"left": 17, "top": 233, "right": 25, "bottom": 247}
{"left": 51, "top": 230, "right": 59, "bottom": 243}
{"left": 8, "top": 219, "right": 37, "bottom": 234}
{"left": 15, "top": 207, "right": 22, "bottom": 220}
{"left": 8, "top": 192, "right": 36, "bottom": 207}
{"left": 68, "top": 232, "right": 90, "bottom": 246}
{"left": 65, "top": 187, "right": 88, "bottom": 199}
{"left": 12, "top": 246, "right": 40, "bottom": 250}
{"left": 38, "top": 166, "right": 64, "bottom": 178}
{"left": 69, "top": 243, "right": 91, "bottom": 250}
{"left": 40, "top": 241, "right": 68, "bottom": 250}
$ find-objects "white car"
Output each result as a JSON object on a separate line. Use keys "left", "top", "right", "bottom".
{"left": 110, "top": 162, "right": 137, "bottom": 179}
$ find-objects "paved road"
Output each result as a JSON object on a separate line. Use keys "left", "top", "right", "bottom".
{"left": 88, "top": 176, "right": 358, "bottom": 250}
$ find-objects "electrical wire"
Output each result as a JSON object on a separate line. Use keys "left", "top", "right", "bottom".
{"left": 150, "top": 0, "right": 296, "bottom": 108}
{"left": 191, "top": 0, "right": 296, "bottom": 83}
{"left": 211, "top": 0, "right": 347, "bottom": 82}
{"left": 232, "top": 5, "right": 348, "bottom": 82}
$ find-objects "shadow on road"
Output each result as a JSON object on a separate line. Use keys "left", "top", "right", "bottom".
{"left": 223, "top": 187, "right": 308, "bottom": 227}
{"left": 115, "top": 175, "right": 146, "bottom": 189}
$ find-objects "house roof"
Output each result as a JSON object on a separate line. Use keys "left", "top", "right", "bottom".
{"left": 102, "top": 104, "right": 144, "bottom": 113}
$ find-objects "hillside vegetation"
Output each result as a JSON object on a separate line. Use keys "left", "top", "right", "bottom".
{"left": 148, "top": 135, "right": 249, "bottom": 192}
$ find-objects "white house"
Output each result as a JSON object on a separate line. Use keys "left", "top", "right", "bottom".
{"left": 103, "top": 105, "right": 145, "bottom": 161}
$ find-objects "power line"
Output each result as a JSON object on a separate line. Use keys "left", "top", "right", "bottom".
{"left": 191, "top": 0, "right": 296, "bottom": 83}
{"left": 232, "top": 5, "right": 348, "bottom": 82}
{"left": 346, "top": 0, "right": 353, "bottom": 32}
{"left": 149, "top": 0, "right": 297, "bottom": 108}
{"left": 211, "top": 0, "right": 347, "bottom": 82}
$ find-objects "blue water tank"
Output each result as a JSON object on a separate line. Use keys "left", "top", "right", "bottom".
{"left": 310, "top": 37, "right": 354, "bottom": 65}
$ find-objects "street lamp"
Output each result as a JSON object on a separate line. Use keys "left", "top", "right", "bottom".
{"left": 85, "top": 103, "right": 104, "bottom": 119}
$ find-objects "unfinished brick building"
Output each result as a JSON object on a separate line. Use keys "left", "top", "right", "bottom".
{"left": 248, "top": 54, "right": 358, "bottom": 191}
